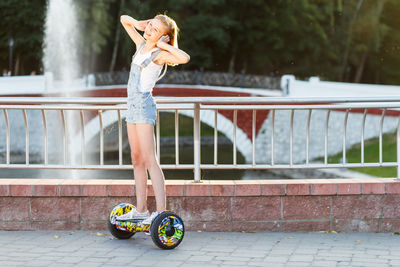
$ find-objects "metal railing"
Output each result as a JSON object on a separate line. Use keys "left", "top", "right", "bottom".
{"left": 0, "top": 96, "right": 399, "bottom": 181}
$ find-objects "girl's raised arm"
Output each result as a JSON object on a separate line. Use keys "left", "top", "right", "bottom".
{"left": 120, "top": 15, "right": 149, "bottom": 48}
{"left": 156, "top": 36, "right": 190, "bottom": 66}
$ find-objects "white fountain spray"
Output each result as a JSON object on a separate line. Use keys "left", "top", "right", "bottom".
{"left": 43, "top": 0, "right": 82, "bottom": 178}
{"left": 43, "top": 0, "right": 81, "bottom": 84}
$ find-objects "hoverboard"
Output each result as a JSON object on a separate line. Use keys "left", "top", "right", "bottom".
{"left": 108, "top": 203, "right": 184, "bottom": 249}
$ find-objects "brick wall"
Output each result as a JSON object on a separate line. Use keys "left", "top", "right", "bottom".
{"left": 0, "top": 178, "right": 399, "bottom": 232}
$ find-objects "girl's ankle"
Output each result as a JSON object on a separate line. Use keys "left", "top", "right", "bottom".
{"left": 137, "top": 208, "right": 148, "bottom": 213}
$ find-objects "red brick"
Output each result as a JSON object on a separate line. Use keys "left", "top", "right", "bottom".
{"left": 381, "top": 219, "right": 400, "bottom": 232}
{"left": 146, "top": 196, "right": 157, "bottom": 211}
{"left": 381, "top": 195, "right": 400, "bottom": 218}
{"left": 232, "top": 196, "right": 281, "bottom": 221}
{"left": 147, "top": 183, "right": 155, "bottom": 197}
{"left": 287, "top": 184, "right": 310, "bottom": 195}
{"left": 0, "top": 185, "right": 8, "bottom": 196}
{"left": 362, "top": 183, "right": 385, "bottom": 194}
{"left": 261, "top": 184, "right": 286, "bottom": 196}
{"left": 83, "top": 185, "right": 107, "bottom": 196}
{"left": 185, "top": 182, "right": 210, "bottom": 196}
{"left": 232, "top": 221, "right": 281, "bottom": 232}
{"left": 282, "top": 221, "right": 330, "bottom": 232}
{"left": 211, "top": 184, "right": 235, "bottom": 196}
{"left": 81, "top": 197, "right": 116, "bottom": 221}
{"left": 166, "top": 185, "right": 184, "bottom": 196}
{"left": 0, "top": 197, "right": 30, "bottom": 221}
{"left": 332, "top": 195, "right": 381, "bottom": 219}
{"left": 283, "top": 196, "right": 331, "bottom": 219}
{"left": 186, "top": 221, "right": 231, "bottom": 232}
{"left": 166, "top": 196, "right": 184, "bottom": 212}
{"left": 31, "top": 198, "right": 80, "bottom": 222}
{"left": 312, "top": 184, "right": 336, "bottom": 195}
{"left": 60, "top": 185, "right": 82, "bottom": 196}
{"left": 0, "top": 221, "right": 31, "bottom": 230}
{"left": 333, "top": 219, "right": 379, "bottom": 232}
{"left": 81, "top": 196, "right": 137, "bottom": 222}
{"left": 108, "top": 185, "right": 134, "bottom": 196}
{"left": 34, "top": 185, "right": 57, "bottom": 196}
{"left": 180, "top": 197, "right": 230, "bottom": 222}
{"left": 10, "top": 185, "right": 32, "bottom": 196}
{"left": 31, "top": 221, "right": 80, "bottom": 230}
{"left": 337, "top": 183, "right": 361, "bottom": 195}
{"left": 235, "top": 184, "right": 260, "bottom": 196}
{"left": 108, "top": 197, "right": 138, "bottom": 211}
{"left": 81, "top": 197, "right": 122, "bottom": 221}
{"left": 81, "top": 220, "right": 108, "bottom": 230}
{"left": 387, "top": 182, "right": 400, "bottom": 194}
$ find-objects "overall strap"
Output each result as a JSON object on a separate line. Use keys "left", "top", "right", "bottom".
{"left": 140, "top": 48, "right": 162, "bottom": 69}
{"left": 156, "top": 63, "right": 168, "bottom": 82}
{"left": 131, "top": 42, "right": 146, "bottom": 60}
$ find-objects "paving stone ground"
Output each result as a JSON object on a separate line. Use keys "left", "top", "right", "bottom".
{"left": 0, "top": 230, "right": 399, "bottom": 266}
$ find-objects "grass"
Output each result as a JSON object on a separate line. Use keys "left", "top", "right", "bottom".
{"left": 326, "top": 131, "right": 398, "bottom": 177}
{"left": 158, "top": 112, "right": 225, "bottom": 137}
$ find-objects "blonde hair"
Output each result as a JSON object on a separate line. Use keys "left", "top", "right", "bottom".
{"left": 154, "top": 14, "right": 179, "bottom": 66}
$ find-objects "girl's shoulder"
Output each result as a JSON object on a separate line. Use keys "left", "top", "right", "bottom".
{"left": 152, "top": 50, "right": 170, "bottom": 65}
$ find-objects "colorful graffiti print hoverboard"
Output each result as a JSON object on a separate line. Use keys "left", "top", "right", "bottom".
{"left": 108, "top": 203, "right": 184, "bottom": 249}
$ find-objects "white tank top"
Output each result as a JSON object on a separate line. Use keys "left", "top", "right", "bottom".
{"left": 132, "top": 45, "right": 163, "bottom": 92}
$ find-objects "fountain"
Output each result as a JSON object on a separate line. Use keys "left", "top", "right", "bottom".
{"left": 42, "top": 0, "right": 82, "bottom": 178}
{"left": 43, "top": 0, "right": 81, "bottom": 84}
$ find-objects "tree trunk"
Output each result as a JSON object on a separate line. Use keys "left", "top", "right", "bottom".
{"left": 340, "top": 0, "right": 364, "bottom": 81}
{"left": 353, "top": 0, "right": 385, "bottom": 83}
{"left": 14, "top": 53, "right": 20, "bottom": 76}
{"left": 228, "top": 52, "right": 236, "bottom": 73}
{"left": 90, "top": 49, "right": 95, "bottom": 73}
{"left": 228, "top": 42, "right": 237, "bottom": 73}
{"left": 354, "top": 50, "right": 368, "bottom": 83}
{"left": 241, "top": 60, "right": 247, "bottom": 74}
{"left": 109, "top": 0, "right": 124, "bottom": 72}
{"left": 375, "top": 69, "right": 380, "bottom": 84}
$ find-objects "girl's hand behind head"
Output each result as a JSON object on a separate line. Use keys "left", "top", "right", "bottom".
{"left": 157, "top": 35, "right": 170, "bottom": 48}
{"left": 137, "top": 19, "right": 151, "bottom": 31}
{"left": 159, "top": 35, "right": 170, "bottom": 44}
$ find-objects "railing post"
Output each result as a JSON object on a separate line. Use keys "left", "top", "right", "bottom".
{"left": 397, "top": 117, "right": 400, "bottom": 179}
{"left": 193, "top": 103, "right": 201, "bottom": 182}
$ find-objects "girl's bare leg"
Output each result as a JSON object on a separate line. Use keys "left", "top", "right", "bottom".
{"left": 135, "top": 123, "right": 166, "bottom": 212}
{"left": 126, "top": 122, "right": 148, "bottom": 213}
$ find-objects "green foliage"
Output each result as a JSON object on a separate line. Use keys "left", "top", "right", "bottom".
{"left": 0, "top": 0, "right": 46, "bottom": 74}
{"left": 2, "top": 0, "right": 400, "bottom": 85}
{"left": 75, "top": 0, "right": 116, "bottom": 72}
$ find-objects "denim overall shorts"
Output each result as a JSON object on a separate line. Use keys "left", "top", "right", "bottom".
{"left": 125, "top": 43, "right": 162, "bottom": 126}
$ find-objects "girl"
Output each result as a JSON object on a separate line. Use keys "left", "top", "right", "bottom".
{"left": 116, "top": 14, "right": 190, "bottom": 225}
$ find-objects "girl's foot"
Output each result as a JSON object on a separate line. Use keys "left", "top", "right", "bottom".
{"left": 116, "top": 209, "right": 150, "bottom": 220}
{"left": 142, "top": 211, "right": 162, "bottom": 225}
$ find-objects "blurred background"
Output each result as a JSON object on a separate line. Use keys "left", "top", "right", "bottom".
{"left": 1, "top": 0, "right": 400, "bottom": 85}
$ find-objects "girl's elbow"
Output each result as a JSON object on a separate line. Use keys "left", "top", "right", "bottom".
{"left": 120, "top": 15, "right": 129, "bottom": 24}
{"left": 182, "top": 55, "right": 190, "bottom": 64}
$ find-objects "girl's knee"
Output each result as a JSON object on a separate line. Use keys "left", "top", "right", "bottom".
{"left": 143, "top": 156, "right": 159, "bottom": 170}
{"left": 131, "top": 152, "right": 144, "bottom": 167}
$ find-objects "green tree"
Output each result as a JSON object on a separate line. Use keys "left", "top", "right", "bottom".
{"left": 2, "top": 0, "right": 400, "bottom": 86}
{"left": 224, "top": 0, "right": 335, "bottom": 77}
{"left": 75, "top": 0, "right": 116, "bottom": 73}
{"left": 0, "top": 0, "right": 46, "bottom": 75}
{"left": 377, "top": 0, "right": 400, "bottom": 84}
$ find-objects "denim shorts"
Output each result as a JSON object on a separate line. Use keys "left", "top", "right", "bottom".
{"left": 125, "top": 91, "right": 156, "bottom": 126}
